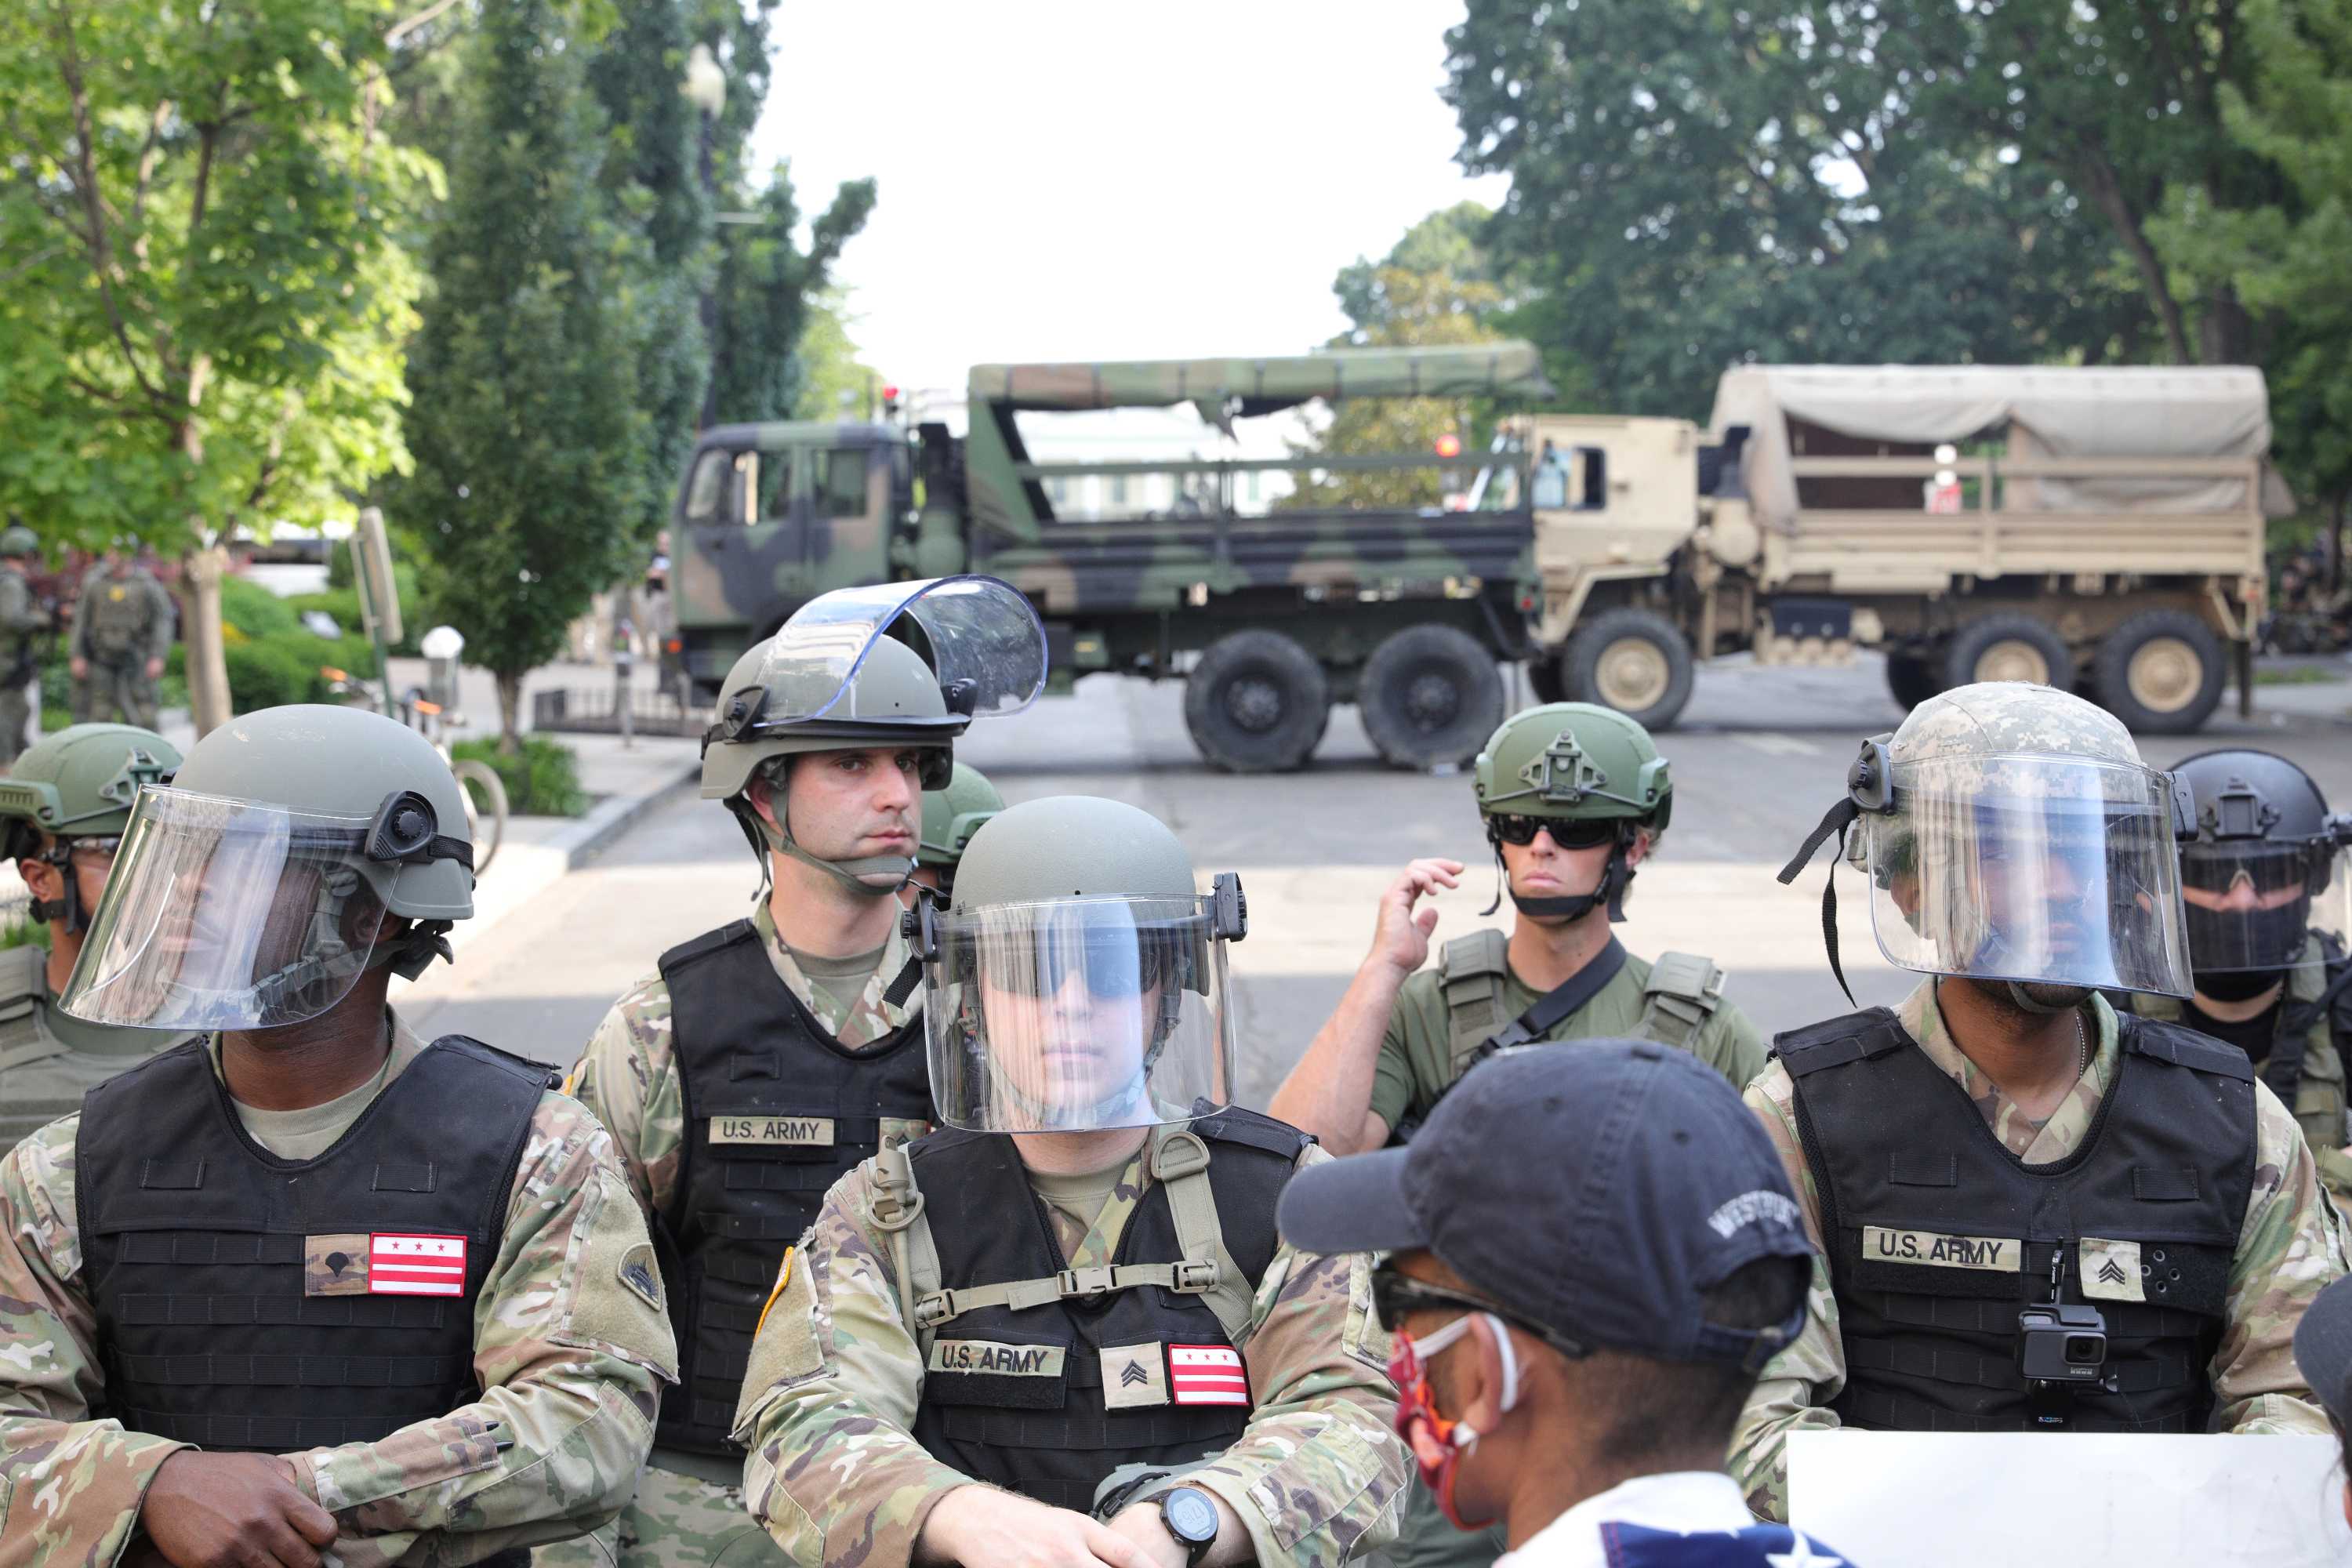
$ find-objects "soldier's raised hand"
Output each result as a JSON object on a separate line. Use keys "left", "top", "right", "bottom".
{"left": 137, "top": 1450, "right": 337, "bottom": 1568}
{"left": 1368, "top": 858, "right": 1465, "bottom": 976}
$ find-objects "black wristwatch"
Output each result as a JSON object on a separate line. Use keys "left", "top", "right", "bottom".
{"left": 1157, "top": 1486, "right": 1219, "bottom": 1567}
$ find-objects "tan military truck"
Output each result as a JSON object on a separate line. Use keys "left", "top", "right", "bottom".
{"left": 1517, "top": 365, "right": 2282, "bottom": 732}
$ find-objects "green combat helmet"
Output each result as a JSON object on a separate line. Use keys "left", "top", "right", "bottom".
{"left": 701, "top": 576, "right": 1047, "bottom": 898}
{"left": 1471, "top": 701, "right": 1671, "bottom": 921}
{"left": 0, "top": 724, "right": 181, "bottom": 931}
{"left": 61, "top": 704, "right": 477, "bottom": 1033}
{"left": 1777, "top": 680, "right": 2196, "bottom": 1008}
{"left": 0, "top": 524, "right": 37, "bottom": 559}
{"left": 916, "top": 762, "right": 1006, "bottom": 889}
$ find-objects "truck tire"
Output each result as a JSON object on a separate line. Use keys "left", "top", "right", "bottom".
{"left": 2093, "top": 609, "right": 2227, "bottom": 734}
{"left": 1184, "top": 630, "right": 1330, "bottom": 773}
{"left": 1944, "top": 612, "right": 2073, "bottom": 691}
{"left": 1527, "top": 652, "right": 1568, "bottom": 706}
{"left": 1885, "top": 651, "right": 1944, "bottom": 711}
{"left": 1563, "top": 607, "right": 1694, "bottom": 731}
{"left": 1359, "top": 625, "right": 1506, "bottom": 770}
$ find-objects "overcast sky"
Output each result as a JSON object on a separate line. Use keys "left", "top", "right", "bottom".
{"left": 746, "top": 2, "right": 1509, "bottom": 401}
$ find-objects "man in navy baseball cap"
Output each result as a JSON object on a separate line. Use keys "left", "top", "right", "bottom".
{"left": 2293, "top": 1274, "right": 2352, "bottom": 1535}
{"left": 1279, "top": 1040, "right": 1846, "bottom": 1567}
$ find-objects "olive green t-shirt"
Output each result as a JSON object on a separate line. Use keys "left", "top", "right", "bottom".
{"left": 1369, "top": 949, "right": 1770, "bottom": 1134}
{"left": 786, "top": 942, "right": 887, "bottom": 1029}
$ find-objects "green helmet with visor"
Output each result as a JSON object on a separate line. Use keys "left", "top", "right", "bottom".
{"left": 0, "top": 724, "right": 182, "bottom": 932}
{"left": 1471, "top": 702, "right": 1671, "bottom": 923}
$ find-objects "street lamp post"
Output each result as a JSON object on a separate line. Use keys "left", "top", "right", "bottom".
{"left": 681, "top": 44, "right": 726, "bottom": 430}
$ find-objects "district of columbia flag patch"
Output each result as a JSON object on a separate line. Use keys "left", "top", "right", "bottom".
{"left": 1168, "top": 1344, "right": 1250, "bottom": 1406}
{"left": 369, "top": 1232, "right": 467, "bottom": 1296}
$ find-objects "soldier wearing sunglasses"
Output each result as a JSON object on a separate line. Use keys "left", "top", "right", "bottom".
{"left": 2124, "top": 750, "right": 2352, "bottom": 1214}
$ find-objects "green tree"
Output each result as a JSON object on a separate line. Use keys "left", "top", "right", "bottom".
{"left": 707, "top": 169, "right": 877, "bottom": 423}
{"left": 394, "top": 0, "right": 644, "bottom": 749}
{"left": 793, "top": 289, "right": 887, "bottom": 422}
{"left": 0, "top": 0, "right": 432, "bottom": 733}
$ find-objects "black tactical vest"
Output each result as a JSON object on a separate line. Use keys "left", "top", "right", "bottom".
{"left": 77, "top": 1035, "right": 548, "bottom": 1451}
{"left": 656, "top": 919, "right": 934, "bottom": 1453}
{"left": 906, "top": 1108, "right": 1308, "bottom": 1512}
{"left": 1778, "top": 1007, "right": 2254, "bottom": 1433}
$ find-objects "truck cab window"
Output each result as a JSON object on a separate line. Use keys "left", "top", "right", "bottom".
{"left": 818, "top": 448, "right": 870, "bottom": 517}
{"left": 1532, "top": 448, "right": 1573, "bottom": 509}
{"left": 761, "top": 452, "right": 794, "bottom": 522}
{"left": 683, "top": 448, "right": 728, "bottom": 523}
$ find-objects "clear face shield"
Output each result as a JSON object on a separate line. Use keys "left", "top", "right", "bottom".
{"left": 61, "top": 786, "right": 452, "bottom": 1032}
{"left": 913, "top": 877, "right": 1247, "bottom": 1134}
{"left": 720, "top": 575, "right": 1048, "bottom": 739}
{"left": 1862, "top": 753, "right": 2195, "bottom": 998}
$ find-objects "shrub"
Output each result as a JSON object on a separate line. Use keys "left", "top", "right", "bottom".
{"left": 0, "top": 914, "right": 50, "bottom": 953}
{"left": 451, "top": 735, "right": 587, "bottom": 817}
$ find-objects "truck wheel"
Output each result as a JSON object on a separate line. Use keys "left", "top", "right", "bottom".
{"left": 1185, "top": 630, "right": 1330, "bottom": 772}
{"left": 1527, "top": 652, "right": 1568, "bottom": 706}
{"left": 2093, "top": 609, "right": 2227, "bottom": 734}
{"left": 1944, "top": 612, "right": 2073, "bottom": 690}
{"left": 1359, "top": 625, "right": 1506, "bottom": 770}
{"left": 1564, "top": 607, "right": 1694, "bottom": 731}
{"left": 1885, "top": 651, "right": 1944, "bottom": 711}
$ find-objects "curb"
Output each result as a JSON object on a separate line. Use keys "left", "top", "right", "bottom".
{"left": 550, "top": 760, "right": 702, "bottom": 870}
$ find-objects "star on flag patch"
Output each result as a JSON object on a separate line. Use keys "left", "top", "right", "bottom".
{"left": 1168, "top": 1344, "right": 1248, "bottom": 1406}
{"left": 368, "top": 1232, "right": 467, "bottom": 1296}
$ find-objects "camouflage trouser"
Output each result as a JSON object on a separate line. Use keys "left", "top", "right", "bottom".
{"left": 0, "top": 684, "right": 28, "bottom": 768}
{"left": 533, "top": 1457, "right": 787, "bottom": 1568}
{"left": 73, "top": 658, "right": 157, "bottom": 728}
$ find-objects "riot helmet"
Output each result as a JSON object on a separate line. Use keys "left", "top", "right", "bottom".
{"left": 60, "top": 705, "right": 477, "bottom": 1033}
{"left": 1471, "top": 702, "right": 1671, "bottom": 921}
{"left": 701, "top": 576, "right": 1045, "bottom": 897}
{"left": 1779, "top": 681, "right": 2195, "bottom": 1005}
{"left": 0, "top": 724, "right": 182, "bottom": 933}
{"left": 915, "top": 761, "right": 1006, "bottom": 897}
{"left": 2172, "top": 750, "right": 2351, "bottom": 991}
{"left": 908, "top": 795, "right": 1246, "bottom": 1134}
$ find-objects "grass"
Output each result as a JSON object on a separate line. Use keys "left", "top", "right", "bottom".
{"left": 2255, "top": 665, "right": 2345, "bottom": 686}
{"left": 450, "top": 734, "right": 589, "bottom": 818}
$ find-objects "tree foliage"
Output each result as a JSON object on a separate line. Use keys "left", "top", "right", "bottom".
{"left": 707, "top": 169, "right": 877, "bottom": 424}
{"left": 394, "top": 0, "right": 643, "bottom": 747}
{"left": 0, "top": 0, "right": 432, "bottom": 730}
{"left": 793, "top": 289, "right": 886, "bottom": 422}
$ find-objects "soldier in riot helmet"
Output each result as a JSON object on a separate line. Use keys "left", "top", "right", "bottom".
{"left": 1737, "top": 682, "right": 2345, "bottom": 1520}
{"left": 557, "top": 579, "right": 1046, "bottom": 1567}
{"left": 0, "top": 704, "right": 673, "bottom": 1565}
{"left": 69, "top": 543, "right": 172, "bottom": 728}
{"left": 0, "top": 524, "right": 52, "bottom": 771}
{"left": 735, "top": 794, "right": 1406, "bottom": 1568}
{"left": 2127, "top": 750, "right": 2352, "bottom": 1214}
{"left": 0, "top": 724, "right": 194, "bottom": 1149}
{"left": 908, "top": 759, "right": 1005, "bottom": 901}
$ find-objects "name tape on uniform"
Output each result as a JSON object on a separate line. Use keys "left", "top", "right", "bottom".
{"left": 369, "top": 1232, "right": 467, "bottom": 1297}
{"left": 1862, "top": 1226, "right": 2019, "bottom": 1273}
{"left": 928, "top": 1338, "right": 1066, "bottom": 1378}
{"left": 710, "top": 1116, "right": 836, "bottom": 1148}
{"left": 1169, "top": 1344, "right": 1250, "bottom": 1407}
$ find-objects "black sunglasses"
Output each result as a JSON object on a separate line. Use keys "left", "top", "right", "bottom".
{"left": 1486, "top": 814, "right": 1620, "bottom": 850}
{"left": 1371, "top": 1263, "right": 1591, "bottom": 1359}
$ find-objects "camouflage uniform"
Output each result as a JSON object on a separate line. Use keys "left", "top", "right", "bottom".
{"left": 733, "top": 1138, "right": 1407, "bottom": 1566}
{"left": 0, "top": 553, "right": 49, "bottom": 768}
{"left": 544, "top": 902, "right": 923, "bottom": 1568}
{"left": 0, "top": 1014, "right": 679, "bottom": 1566}
{"left": 69, "top": 561, "right": 172, "bottom": 728}
{"left": 1729, "top": 982, "right": 2349, "bottom": 1519}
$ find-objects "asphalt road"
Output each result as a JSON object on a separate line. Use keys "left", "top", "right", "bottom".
{"left": 402, "top": 654, "right": 2352, "bottom": 1109}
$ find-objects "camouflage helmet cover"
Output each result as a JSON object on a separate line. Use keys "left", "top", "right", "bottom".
{"left": 1472, "top": 702, "right": 1671, "bottom": 831}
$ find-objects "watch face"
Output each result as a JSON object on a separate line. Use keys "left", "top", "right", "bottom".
{"left": 1165, "top": 1487, "right": 1218, "bottom": 1544}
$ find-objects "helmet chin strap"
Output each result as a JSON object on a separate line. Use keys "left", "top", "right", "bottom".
{"left": 760, "top": 813, "right": 910, "bottom": 897}
{"left": 1481, "top": 828, "right": 1635, "bottom": 924}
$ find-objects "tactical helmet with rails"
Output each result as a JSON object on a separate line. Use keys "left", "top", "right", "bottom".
{"left": 1471, "top": 702, "right": 1671, "bottom": 922}
{"left": 0, "top": 724, "right": 182, "bottom": 931}
{"left": 2171, "top": 749, "right": 2352, "bottom": 983}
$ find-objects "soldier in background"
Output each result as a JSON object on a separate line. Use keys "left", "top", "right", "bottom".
{"left": 908, "top": 759, "right": 1004, "bottom": 901}
{"left": 0, "top": 724, "right": 192, "bottom": 1150}
{"left": 1741, "top": 682, "right": 2345, "bottom": 1519}
{"left": 0, "top": 703, "right": 673, "bottom": 1566}
{"left": 69, "top": 545, "right": 173, "bottom": 728}
{"left": 735, "top": 795, "right": 1406, "bottom": 1568}
{"left": 0, "top": 524, "right": 52, "bottom": 771}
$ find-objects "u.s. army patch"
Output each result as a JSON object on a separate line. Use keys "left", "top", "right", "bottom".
{"left": 928, "top": 1339, "right": 1066, "bottom": 1377}
{"left": 305, "top": 1232, "right": 372, "bottom": 1296}
{"left": 2080, "top": 1237, "right": 2145, "bottom": 1302}
{"left": 1862, "top": 1225, "right": 2019, "bottom": 1272}
{"left": 709, "top": 1115, "right": 835, "bottom": 1147}
{"left": 1102, "top": 1343, "right": 1170, "bottom": 1409}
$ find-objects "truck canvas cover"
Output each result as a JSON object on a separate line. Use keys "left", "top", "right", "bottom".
{"left": 970, "top": 343, "right": 1554, "bottom": 416}
{"left": 1708, "top": 365, "right": 2288, "bottom": 532}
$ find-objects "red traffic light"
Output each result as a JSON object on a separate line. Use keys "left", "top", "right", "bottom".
{"left": 1434, "top": 433, "right": 1463, "bottom": 459}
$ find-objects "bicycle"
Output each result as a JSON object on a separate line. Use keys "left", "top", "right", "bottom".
{"left": 321, "top": 666, "right": 509, "bottom": 877}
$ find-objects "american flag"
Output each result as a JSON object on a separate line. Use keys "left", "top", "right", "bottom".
{"left": 1168, "top": 1344, "right": 1249, "bottom": 1407}
{"left": 369, "top": 1232, "right": 468, "bottom": 1297}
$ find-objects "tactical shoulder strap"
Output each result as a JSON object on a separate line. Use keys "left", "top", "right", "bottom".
{"left": 869, "top": 1143, "right": 942, "bottom": 1359}
{"left": 901, "top": 1126, "right": 1254, "bottom": 1357}
{"left": 1635, "top": 951, "right": 1726, "bottom": 1050}
{"left": 1438, "top": 930, "right": 1512, "bottom": 1074}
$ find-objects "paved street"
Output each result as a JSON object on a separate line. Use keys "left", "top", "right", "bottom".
{"left": 401, "top": 655, "right": 2352, "bottom": 1109}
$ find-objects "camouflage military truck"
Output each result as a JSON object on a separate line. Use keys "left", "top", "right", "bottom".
{"left": 1515, "top": 365, "right": 2280, "bottom": 733}
{"left": 671, "top": 344, "right": 1558, "bottom": 771}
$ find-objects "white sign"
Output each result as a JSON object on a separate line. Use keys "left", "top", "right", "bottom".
{"left": 1788, "top": 1431, "right": 2351, "bottom": 1566}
